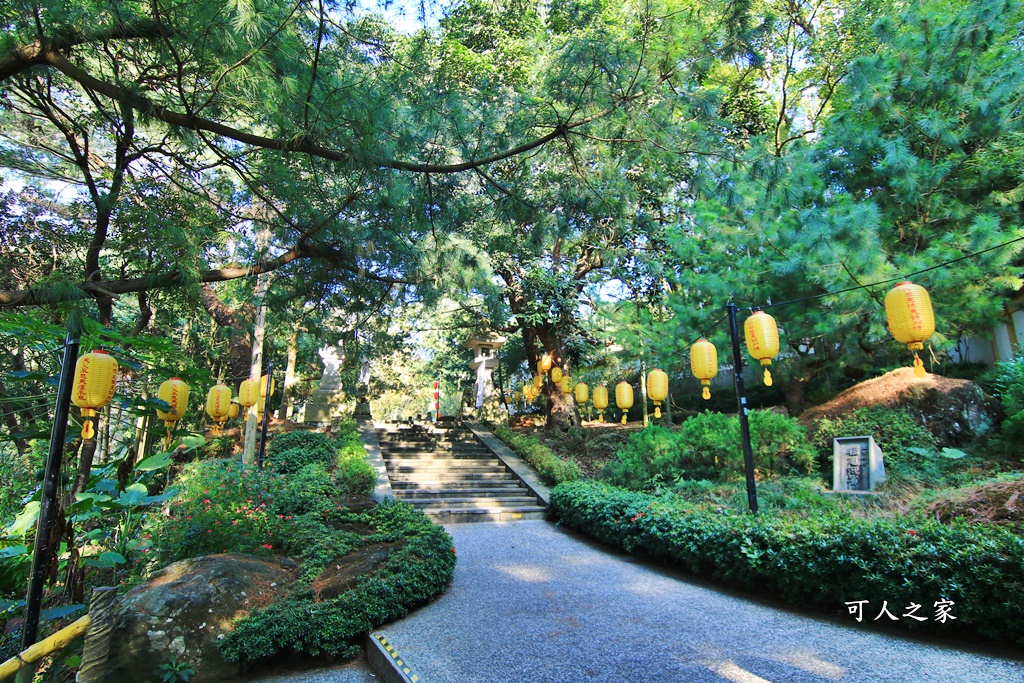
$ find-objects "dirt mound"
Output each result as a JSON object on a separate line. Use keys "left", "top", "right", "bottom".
{"left": 798, "top": 367, "right": 1000, "bottom": 446}
{"left": 311, "top": 540, "right": 406, "bottom": 601}
{"left": 927, "top": 479, "right": 1024, "bottom": 527}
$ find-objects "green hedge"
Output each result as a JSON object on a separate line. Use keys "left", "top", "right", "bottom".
{"left": 267, "top": 430, "right": 336, "bottom": 474}
{"left": 549, "top": 480, "right": 1024, "bottom": 645}
{"left": 604, "top": 413, "right": 815, "bottom": 489}
{"left": 219, "top": 502, "right": 456, "bottom": 662}
{"left": 492, "top": 425, "right": 582, "bottom": 485}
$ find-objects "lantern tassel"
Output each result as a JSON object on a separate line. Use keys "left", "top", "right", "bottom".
{"left": 763, "top": 368, "right": 773, "bottom": 386}
{"left": 598, "top": 413, "right": 604, "bottom": 423}
{"left": 621, "top": 414, "right": 627, "bottom": 424}
{"left": 654, "top": 406, "right": 662, "bottom": 419}
{"left": 913, "top": 353, "right": 926, "bottom": 378}
{"left": 702, "top": 386, "right": 711, "bottom": 400}
{"left": 81, "top": 419, "right": 94, "bottom": 440}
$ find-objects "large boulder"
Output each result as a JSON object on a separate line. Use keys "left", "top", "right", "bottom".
{"left": 799, "top": 367, "right": 1000, "bottom": 447}
{"left": 105, "top": 554, "right": 299, "bottom": 683}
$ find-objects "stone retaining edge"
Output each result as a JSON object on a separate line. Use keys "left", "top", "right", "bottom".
{"left": 465, "top": 422, "right": 551, "bottom": 507}
{"left": 366, "top": 633, "right": 421, "bottom": 683}
{"left": 358, "top": 417, "right": 394, "bottom": 504}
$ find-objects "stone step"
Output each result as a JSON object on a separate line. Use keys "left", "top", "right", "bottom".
{"left": 387, "top": 467, "right": 508, "bottom": 478}
{"left": 379, "top": 453, "right": 492, "bottom": 462}
{"left": 400, "top": 495, "right": 539, "bottom": 507}
{"left": 384, "top": 459, "right": 504, "bottom": 469}
{"left": 420, "top": 507, "right": 548, "bottom": 523}
{"left": 392, "top": 486, "right": 529, "bottom": 498}
{"left": 391, "top": 480, "right": 526, "bottom": 490}
{"left": 386, "top": 472, "right": 518, "bottom": 483}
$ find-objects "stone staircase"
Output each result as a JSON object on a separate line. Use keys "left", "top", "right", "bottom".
{"left": 377, "top": 422, "right": 546, "bottom": 523}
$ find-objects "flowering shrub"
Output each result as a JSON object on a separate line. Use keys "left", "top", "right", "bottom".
{"left": 550, "top": 480, "right": 1024, "bottom": 646}
{"left": 150, "top": 461, "right": 284, "bottom": 565}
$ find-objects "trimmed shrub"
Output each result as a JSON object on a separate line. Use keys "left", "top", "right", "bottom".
{"left": 274, "top": 464, "right": 336, "bottom": 517}
{"left": 492, "top": 425, "right": 582, "bottom": 484}
{"left": 549, "top": 480, "right": 1024, "bottom": 646}
{"left": 334, "top": 428, "right": 376, "bottom": 495}
{"left": 604, "top": 412, "right": 815, "bottom": 489}
{"left": 267, "top": 431, "right": 336, "bottom": 474}
{"left": 218, "top": 502, "right": 455, "bottom": 662}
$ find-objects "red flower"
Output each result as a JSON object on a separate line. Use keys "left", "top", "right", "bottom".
{"left": 261, "top": 543, "right": 273, "bottom": 549}
{"left": 907, "top": 529, "right": 919, "bottom": 536}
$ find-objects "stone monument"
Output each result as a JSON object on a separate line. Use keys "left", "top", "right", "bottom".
{"left": 464, "top": 333, "right": 506, "bottom": 423}
{"left": 832, "top": 436, "right": 886, "bottom": 492}
{"left": 303, "top": 344, "right": 347, "bottom": 426}
{"left": 354, "top": 358, "right": 372, "bottom": 418}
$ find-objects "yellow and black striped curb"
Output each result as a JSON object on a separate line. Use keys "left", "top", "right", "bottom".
{"left": 366, "top": 633, "right": 421, "bottom": 683}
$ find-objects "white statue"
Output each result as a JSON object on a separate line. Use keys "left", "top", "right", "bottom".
{"left": 318, "top": 345, "right": 344, "bottom": 391}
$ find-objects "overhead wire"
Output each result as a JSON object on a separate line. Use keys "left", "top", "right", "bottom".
{"left": 735, "top": 234, "right": 1024, "bottom": 312}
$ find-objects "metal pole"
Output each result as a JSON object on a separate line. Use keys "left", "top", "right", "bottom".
{"left": 257, "top": 361, "right": 273, "bottom": 470}
{"left": 727, "top": 303, "right": 759, "bottom": 515}
{"left": 21, "top": 331, "right": 80, "bottom": 651}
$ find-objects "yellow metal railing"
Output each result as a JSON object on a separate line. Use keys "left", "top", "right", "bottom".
{"left": 0, "top": 615, "right": 91, "bottom": 681}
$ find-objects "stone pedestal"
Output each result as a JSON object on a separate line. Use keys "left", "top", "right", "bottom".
{"left": 303, "top": 345, "right": 348, "bottom": 426}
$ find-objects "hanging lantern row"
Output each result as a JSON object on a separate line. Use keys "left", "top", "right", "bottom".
{"left": 70, "top": 349, "right": 285, "bottom": 445}
{"left": 554, "top": 281, "right": 936, "bottom": 420}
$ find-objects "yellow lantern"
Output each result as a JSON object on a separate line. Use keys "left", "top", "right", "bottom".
{"left": 513, "top": 391, "right": 521, "bottom": 403}
{"left": 206, "top": 384, "right": 232, "bottom": 436}
{"left": 228, "top": 401, "right": 240, "bottom": 420}
{"left": 885, "top": 281, "right": 935, "bottom": 378}
{"left": 575, "top": 382, "right": 589, "bottom": 405}
{"left": 259, "top": 374, "right": 276, "bottom": 399}
{"left": 157, "top": 377, "right": 189, "bottom": 449}
{"left": 561, "top": 375, "right": 573, "bottom": 394}
{"left": 551, "top": 367, "right": 563, "bottom": 384}
{"left": 157, "top": 378, "right": 189, "bottom": 424}
{"left": 744, "top": 311, "right": 780, "bottom": 386}
{"left": 615, "top": 382, "right": 634, "bottom": 424}
{"left": 647, "top": 369, "right": 668, "bottom": 419}
{"left": 538, "top": 353, "right": 554, "bottom": 375}
{"left": 238, "top": 378, "right": 259, "bottom": 408}
{"left": 71, "top": 350, "right": 118, "bottom": 440}
{"left": 690, "top": 339, "right": 718, "bottom": 400}
{"left": 592, "top": 385, "right": 608, "bottom": 422}
{"left": 533, "top": 374, "right": 543, "bottom": 389}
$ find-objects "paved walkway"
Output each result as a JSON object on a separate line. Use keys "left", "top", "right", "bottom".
{"left": 379, "top": 520, "right": 1024, "bottom": 683}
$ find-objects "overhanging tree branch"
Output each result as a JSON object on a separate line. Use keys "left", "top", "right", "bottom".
{"left": 0, "top": 238, "right": 423, "bottom": 308}
{"left": 11, "top": 41, "right": 670, "bottom": 175}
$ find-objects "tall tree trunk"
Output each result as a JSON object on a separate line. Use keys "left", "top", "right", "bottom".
{"left": 528, "top": 324, "right": 578, "bottom": 432}
{"left": 243, "top": 267, "right": 271, "bottom": 465}
{"left": 279, "top": 320, "right": 300, "bottom": 420}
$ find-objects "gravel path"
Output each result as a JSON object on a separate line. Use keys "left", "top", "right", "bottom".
{"left": 378, "top": 520, "right": 1024, "bottom": 683}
